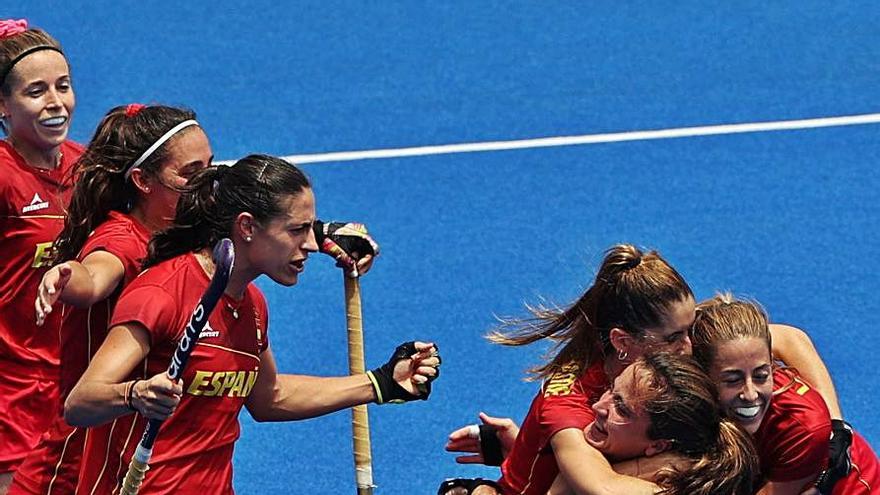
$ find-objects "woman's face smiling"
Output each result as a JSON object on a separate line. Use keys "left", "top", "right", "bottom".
{"left": 710, "top": 338, "right": 773, "bottom": 434}
{"left": 0, "top": 50, "right": 74, "bottom": 154}
{"left": 584, "top": 363, "right": 664, "bottom": 461}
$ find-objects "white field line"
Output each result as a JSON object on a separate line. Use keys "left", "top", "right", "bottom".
{"left": 218, "top": 112, "right": 880, "bottom": 165}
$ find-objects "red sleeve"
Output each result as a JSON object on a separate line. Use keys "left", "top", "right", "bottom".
{"left": 80, "top": 224, "right": 146, "bottom": 280}
{"left": 110, "top": 285, "right": 180, "bottom": 345}
{"left": 537, "top": 366, "right": 596, "bottom": 443}
{"left": 764, "top": 421, "right": 830, "bottom": 481}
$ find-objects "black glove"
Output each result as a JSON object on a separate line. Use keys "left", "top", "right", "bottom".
{"left": 313, "top": 220, "right": 379, "bottom": 275}
{"left": 366, "top": 341, "right": 439, "bottom": 404}
{"left": 437, "top": 478, "right": 501, "bottom": 495}
{"left": 479, "top": 424, "right": 505, "bottom": 467}
{"left": 815, "top": 419, "right": 854, "bottom": 494}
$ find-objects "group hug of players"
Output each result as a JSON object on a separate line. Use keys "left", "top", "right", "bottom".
{"left": 0, "top": 18, "right": 877, "bottom": 495}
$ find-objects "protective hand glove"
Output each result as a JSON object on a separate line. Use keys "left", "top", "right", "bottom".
{"left": 815, "top": 419, "right": 854, "bottom": 494}
{"left": 367, "top": 341, "right": 439, "bottom": 404}
{"left": 313, "top": 221, "right": 379, "bottom": 276}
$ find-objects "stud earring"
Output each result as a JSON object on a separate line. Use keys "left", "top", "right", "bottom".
{"left": 245, "top": 236, "right": 252, "bottom": 242}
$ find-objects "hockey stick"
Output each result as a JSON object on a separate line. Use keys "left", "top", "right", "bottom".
{"left": 119, "top": 238, "right": 235, "bottom": 495}
{"left": 345, "top": 274, "right": 375, "bottom": 494}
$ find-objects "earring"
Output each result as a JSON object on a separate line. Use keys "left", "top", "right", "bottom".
{"left": 245, "top": 236, "right": 252, "bottom": 242}
{"left": 617, "top": 349, "right": 628, "bottom": 361}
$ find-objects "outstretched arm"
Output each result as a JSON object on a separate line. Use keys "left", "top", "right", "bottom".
{"left": 769, "top": 323, "right": 842, "bottom": 419}
{"left": 35, "top": 251, "right": 125, "bottom": 325}
{"left": 246, "top": 342, "right": 439, "bottom": 422}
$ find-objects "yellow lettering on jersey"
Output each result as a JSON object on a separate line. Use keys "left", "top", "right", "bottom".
{"left": 32, "top": 242, "right": 55, "bottom": 268}
{"left": 208, "top": 371, "right": 226, "bottom": 395}
{"left": 187, "top": 371, "right": 213, "bottom": 396}
{"left": 242, "top": 370, "right": 259, "bottom": 397}
{"left": 228, "top": 371, "right": 246, "bottom": 397}
{"left": 219, "top": 372, "right": 238, "bottom": 395}
{"left": 544, "top": 363, "right": 580, "bottom": 397}
{"left": 187, "top": 370, "right": 260, "bottom": 397}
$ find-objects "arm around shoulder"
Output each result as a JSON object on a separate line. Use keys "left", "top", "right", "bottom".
{"left": 769, "top": 323, "right": 843, "bottom": 419}
{"left": 551, "top": 428, "right": 659, "bottom": 495}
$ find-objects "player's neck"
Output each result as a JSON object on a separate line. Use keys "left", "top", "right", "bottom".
{"left": 128, "top": 205, "right": 167, "bottom": 234}
{"left": 194, "top": 247, "right": 248, "bottom": 300}
{"left": 5, "top": 137, "right": 62, "bottom": 170}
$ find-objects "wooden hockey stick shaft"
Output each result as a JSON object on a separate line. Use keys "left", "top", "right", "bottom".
{"left": 345, "top": 275, "right": 375, "bottom": 494}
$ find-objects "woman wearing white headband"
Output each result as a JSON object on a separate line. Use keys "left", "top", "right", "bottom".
{"left": 0, "top": 18, "right": 82, "bottom": 493}
{"left": 9, "top": 103, "right": 210, "bottom": 495}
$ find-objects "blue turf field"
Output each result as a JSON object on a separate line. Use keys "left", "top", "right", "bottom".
{"left": 9, "top": 2, "right": 880, "bottom": 492}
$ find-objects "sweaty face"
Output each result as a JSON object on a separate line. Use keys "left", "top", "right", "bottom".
{"left": 710, "top": 338, "right": 773, "bottom": 434}
{"left": 633, "top": 296, "right": 696, "bottom": 358}
{"left": 147, "top": 127, "right": 213, "bottom": 223}
{"left": 0, "top": 50, "right": 74, "bottom": 154}
{"left": 247, "top": 188, "right": 319, "bottom": 286}
{"left": 584, "top": 364, "right": 657, "bottom": 461}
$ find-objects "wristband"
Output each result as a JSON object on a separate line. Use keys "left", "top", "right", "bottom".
{"left": 124, "top": 379, "right": 141, "bottom": 411}
{"left": 479, "top": 424, "right": 504, "bottom": 466}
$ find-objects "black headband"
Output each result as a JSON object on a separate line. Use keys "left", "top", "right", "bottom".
{"left": 0, "top": 45, "right": 64, "bottom": 87}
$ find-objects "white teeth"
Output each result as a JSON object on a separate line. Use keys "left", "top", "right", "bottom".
{"left": 41, "top": 116, "right": 67, "bottom": 126}
{"left": 734, "top": 406, "right": 761, "bottom": 418}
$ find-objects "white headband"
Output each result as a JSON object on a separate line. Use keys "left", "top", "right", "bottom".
{"left": 124, "top": 120, "right": 200, "bottom": 179}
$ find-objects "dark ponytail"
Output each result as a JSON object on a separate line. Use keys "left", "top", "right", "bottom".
{"left": 53, "top": 105, "right": 197, "bottom": 263}
{"left": 144, "top": 154, "right": 311, "bottom": 268}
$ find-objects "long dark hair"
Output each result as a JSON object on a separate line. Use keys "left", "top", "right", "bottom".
{"left": 489, "top": 245, "right": 693, "bottom": 379}
{"left": 144, "top": 154, "right": 311, "bottom": 267}
{"left": 53, "top": 105, "right": 198, "bottom": 263}
{"left": 640, "top": 353, "right": 758, "bottom": 495}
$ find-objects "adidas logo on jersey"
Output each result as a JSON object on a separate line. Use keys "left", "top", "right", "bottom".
{"left": 22, "top": 193, "right": 50, "bottom": 213}
{"left": 199, "top": 321, "right": 220, "bottom": 339}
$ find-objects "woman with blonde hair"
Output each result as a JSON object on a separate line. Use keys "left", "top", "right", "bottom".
{"left": 0, "top": 19, "right": 82, "bottom": 491}
{"left": 691, "top": 294, "right": 879, "bottom": 494}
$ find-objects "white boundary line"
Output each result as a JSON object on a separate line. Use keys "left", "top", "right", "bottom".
{"left": 219, "top": 112, "right": 880, "bottom": 165}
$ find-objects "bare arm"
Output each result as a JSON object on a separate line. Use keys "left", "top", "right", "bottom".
{"left": 65, "top": 322, "right": 181, "bottom": 427}
{"left": 769, "top": 323, "right": 843, "bottom": 419}
{"left": 551, "top": 429, "right": 660, "bottom": 495}
{"left": 35, "top": 252, "right": 125, "bottom": 325}
{"left": 245, "top": 346, "right": 376, "bottom": 422}
{"left": 548, "top": 451, "right": 688, "bottom": 495}
{"left": 245, "top": 342, "right": 438, "bottom": 422}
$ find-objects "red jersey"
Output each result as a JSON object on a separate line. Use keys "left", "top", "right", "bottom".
{"left": 0, "top": 140, "right": 82, "bottom": 472}
{"left": 59, "top": 211, "right": 151, "bottom": 400}
{"left": 0, "top": 139, "right": 82, "bottom": 368}
{"left": 497, "top": 359, "right": 608, "bottom": 495}
{"left": 10, "top": 211, "right": 150, "bottom": 495}
{"left": 77, "top": 253, "right": 269, "bottom": 495}
{"left": 756, "top": 369, "right": 879, "bottom": 494}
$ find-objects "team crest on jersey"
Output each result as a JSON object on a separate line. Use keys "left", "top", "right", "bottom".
{"left": 22, "top": 193, "right": 50, "bottom": 213}
{"left": 543, "top": 362, "right": 581, "bottom": 397}
{"left": 199, "top": 321, "right": 220, "bottom": 339}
